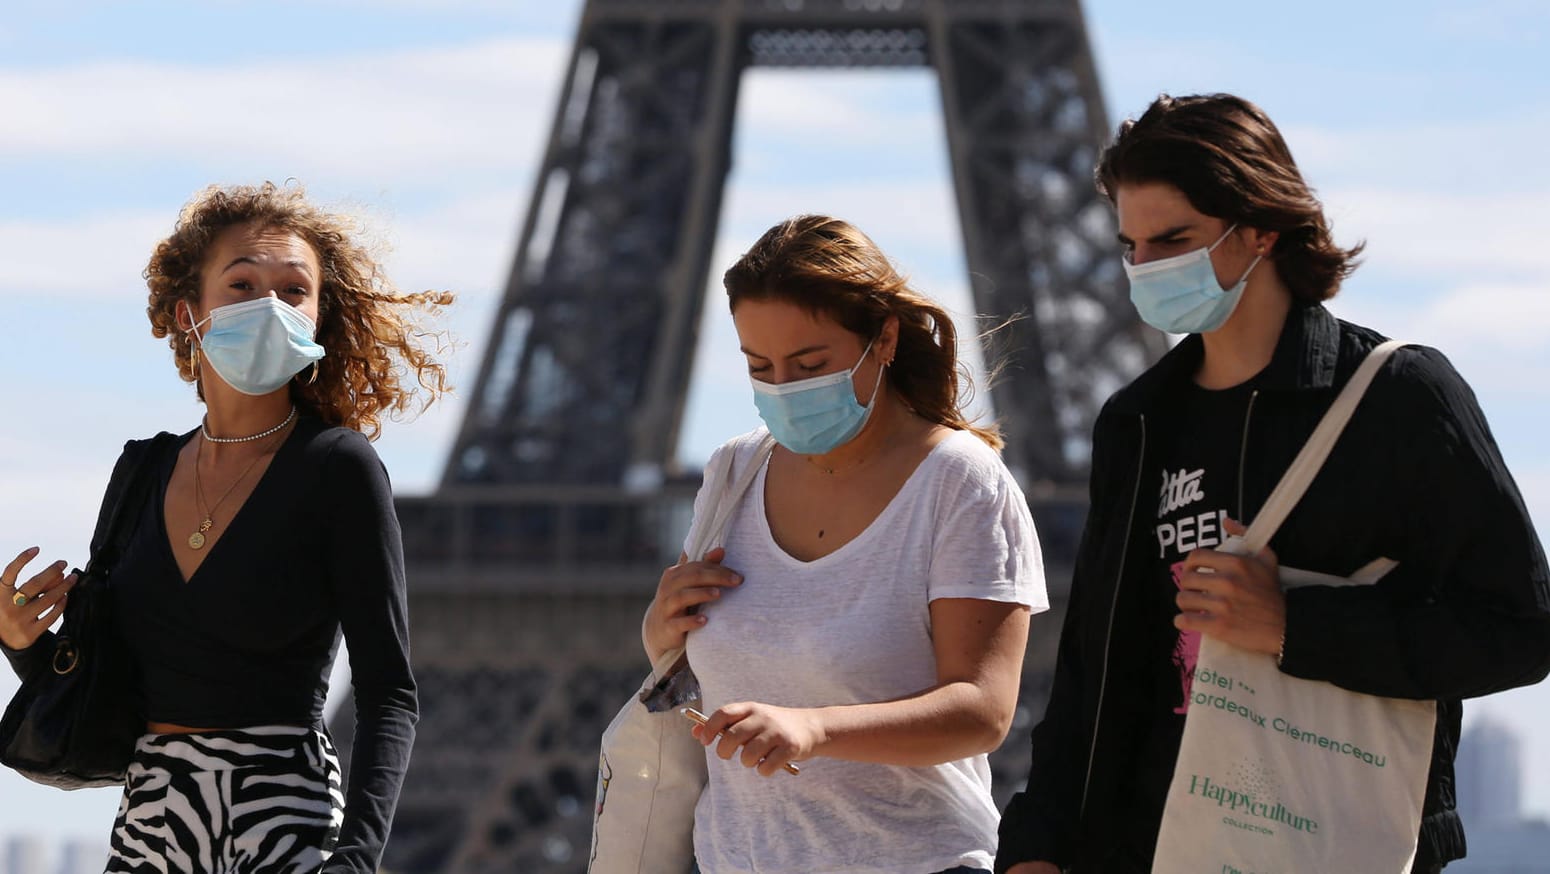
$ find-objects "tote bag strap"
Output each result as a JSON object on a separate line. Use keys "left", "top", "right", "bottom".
{"left": 650, "top": 432, "right": 778, "bottom": 681}
{"left": 1238, "top": 339, "right": 1408, "bottom": 554}
{"left": 684, "top": 432, "right": 776, "bottom": 562}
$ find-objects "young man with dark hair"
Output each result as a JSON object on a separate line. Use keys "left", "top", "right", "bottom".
{"left": 995, "top": 93, "right": 1550, "bottom": 874}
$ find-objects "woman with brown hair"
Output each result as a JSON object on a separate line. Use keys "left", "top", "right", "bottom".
{"left": 642, "top": 215, "right": 1048, "bottom": 874}
{"left": 0, "top": 182, "right": 451, "bottom": 873}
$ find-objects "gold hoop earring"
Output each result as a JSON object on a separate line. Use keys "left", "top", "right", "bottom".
{"left": 190, "top": 346, "right": 200, "bottom": 377}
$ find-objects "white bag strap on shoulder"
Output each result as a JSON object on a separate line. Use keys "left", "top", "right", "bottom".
{"left": 1238, "top": 339, "right": 1408, "bottom": 555}
{"left": 684, "top": 433, "right": 776, "bottom": 562}
{"left": 650, "top": 432, "right": 777, "bottom": 680}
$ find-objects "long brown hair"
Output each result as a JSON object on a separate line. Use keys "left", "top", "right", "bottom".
{"left": 723, "top": 215, "right": 1001, "bottom": 450}
{"left": 1096, "top": 93, "right": 1364, "bottom": 303}
{"left": 145, "top": 181, "right": 454, "bottom": 439}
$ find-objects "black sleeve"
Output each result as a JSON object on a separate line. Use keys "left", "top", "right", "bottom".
{"left": 1281, "top": 346, "right": 1550, "bottom": 699}
{"left": 319, "top": 432, "right": 418, "bottom": 874}
{"left": 996, "top": 564, "right": 1090, "bottom": 871}
{"left": 3, "top": 440, "right": 141, "bottom": 682}
{"left": 997, "top": 406, "right": 1117, "bottom": 872}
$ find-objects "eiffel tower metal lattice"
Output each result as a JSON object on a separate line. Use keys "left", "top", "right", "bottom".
{"left": 332, "top": 2, "right": 1165, "bottom": 871}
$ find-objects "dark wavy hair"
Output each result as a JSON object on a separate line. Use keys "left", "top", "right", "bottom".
{"left": 723, "top": 215, "right": 1001, "bottom": 450}
{"left": 145, "top": 181, "right": 454, "bottom": 439}
{"left": 1096, "top": 93, "right": 1363, "bottom": 303}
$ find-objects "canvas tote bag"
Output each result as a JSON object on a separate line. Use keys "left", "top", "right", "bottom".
{"left": 1153, "top": 339, "right": 1437, "bottom": 874}
{"left": 589, "top": 433, "right": 775, "bottom": 874}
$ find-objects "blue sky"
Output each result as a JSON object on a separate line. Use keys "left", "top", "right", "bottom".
{"left": 2, "top": 0, "right": 1548, "bottom": 848}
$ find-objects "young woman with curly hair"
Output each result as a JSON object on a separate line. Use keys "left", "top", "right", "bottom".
{"left": 0, "top": 181, "right": 452, "bottom": 873}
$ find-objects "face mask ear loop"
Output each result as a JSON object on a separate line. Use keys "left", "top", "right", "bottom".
{"left": 182, "top": 301, "right": 213, "bottom": 343}
{"left": 1208, "top": 223, "right": 1261, "bottom": 292}
{"left": 862, "top": 352, "right": 889, "bottom": 408}
{"left": 846, "top": 338, "right": 877, "bottom": 377}
{"left": 844, "top": 337, "right": 884, "bottom": 406}
{"left": 181, "top": 301, "right": 211, "bottom": 379}
{"left": 1234, "top": 253, "right": 1264, "bottom": 288}
{"left": 1207, "top": 222, "right": 1240, "bottom": 253}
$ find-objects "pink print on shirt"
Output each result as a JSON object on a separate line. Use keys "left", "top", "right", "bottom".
{"left": 1156, "top": 468, "right": 1229, "bottom": 714}
{"left": 1170, "top": 559, "right": 1201, "bottom": 714}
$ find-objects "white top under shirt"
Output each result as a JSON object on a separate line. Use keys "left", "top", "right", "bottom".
{"left": 684, "top": 427, "right": 1048, "bottom": 874}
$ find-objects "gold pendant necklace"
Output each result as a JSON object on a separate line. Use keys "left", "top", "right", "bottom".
{"left": 188, "top": 422, "right": 287, "bottom": 551}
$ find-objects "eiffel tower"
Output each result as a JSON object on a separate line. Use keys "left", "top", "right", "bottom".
{"left": 331, "top": 1, "right": 1164, "bottom": 870}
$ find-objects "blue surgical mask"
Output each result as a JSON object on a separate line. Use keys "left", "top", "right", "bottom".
{"left": 1123, "top": 224, "right": 1262, "bottom": 334}
{"left": 185, "top": 297, "right": 326, "bottom": 396}
{"left": 750, "top": 339, "right": 886, "bottom": 455}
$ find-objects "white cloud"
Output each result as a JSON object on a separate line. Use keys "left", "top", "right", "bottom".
{"left": 0, "top": 209, "right": 171, "bottom": 297}
{"left": 1294, "top": 113, "right": 1550, "bottom": 193}
{"left": 1333, "top": 280, "right": 1550, "bottom": 354}
{"left": 324, "top": 0, "right": 525, "bottom": 7}
{"left": 735, "top": 70, "right": 943, "bottom": 149}
{"left": 1425, "top": 0, "right": 1549, "bottom": 44}
{"left": 1327, "top": 281, "right": 1550, "bottom": 392}
{"left": 1287, "top": 117, "right": 1546, "bottom": 187}
{"left": 1401, "top": 283, "right": 1550, "bottom": 354}
{"left": 0, "top": 38, "right": 564, "bottom": 181}
{"left": 719, "top": 178, "right": 961, "bottom": 267}
{"left": 376, "top": 188, "right": 526, "bottom": 296}
{"left": 0, "top": 187, "right": 525, "bottom": 305}
{"left": 1266, "top": 116, "right": 1550, "bottom": 285}
{"left": 1318, "top": 186, "right": 1546, "bottom": 282}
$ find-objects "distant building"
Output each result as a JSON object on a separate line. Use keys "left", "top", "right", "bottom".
{"left": 1457, "top": 717, "right": 1524, "bottom": 831}
{"left": 1448, "top": 818, "right": 1550, "bottom": 873}
{"left": 5, "top": 835, "right": 47, "bottom": 874}
{"left": 56, "top": 837, "right": 106, "bottom": 874}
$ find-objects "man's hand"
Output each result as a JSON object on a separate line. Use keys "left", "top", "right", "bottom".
{"left": 1175, "top": 519, "right": 1285, "bottom": 656}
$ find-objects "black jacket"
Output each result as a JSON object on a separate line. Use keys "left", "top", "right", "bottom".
{"left": 996, "top": 303, "right": 1550, "bottom": 872}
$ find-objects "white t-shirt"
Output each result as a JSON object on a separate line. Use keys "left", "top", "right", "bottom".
{"left": 684, "top": 427, "right": 1048, "bottom": 874}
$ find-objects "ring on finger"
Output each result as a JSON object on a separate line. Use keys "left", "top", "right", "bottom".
{"left": 12, "top": 590, "right": 30, "bottom": 607}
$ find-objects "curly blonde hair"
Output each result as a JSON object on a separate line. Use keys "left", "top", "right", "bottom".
{"left": 145, "top": 182, "right": 453, "bottom": 439}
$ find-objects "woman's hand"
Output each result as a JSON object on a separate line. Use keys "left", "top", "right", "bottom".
{"left": 642, "top": 547, "right": 742, "bottom": 663}
{"left": 0, "top": 547, "right": 76, "bottom": 651}
{"left": 694, "top": 701, "right": 824, "bottom": 777}
{"left": 1175, "top": 519, "right": 1285, "bottom": 656}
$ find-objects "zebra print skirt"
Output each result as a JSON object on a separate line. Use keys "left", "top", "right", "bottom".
{"left": 105, "top": 726, "right": 344, "bottom": 874}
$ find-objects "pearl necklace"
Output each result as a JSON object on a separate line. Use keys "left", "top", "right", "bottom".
{"left": 201, "top": 406, "right": 297, "bottom": 444}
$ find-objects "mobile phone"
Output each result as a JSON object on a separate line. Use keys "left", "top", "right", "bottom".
{"left": 680, "top": 707, "right": 801, "bottom": 775}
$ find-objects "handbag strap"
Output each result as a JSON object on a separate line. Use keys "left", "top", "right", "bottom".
{"left": 650, "top": 432, "right": 777, "bottom": 680}
{"left": 83, "top": 433, "right": 178, "bottom": 577}
{"left": 1238, "top": 340, "right": 1408, "bottom": 554}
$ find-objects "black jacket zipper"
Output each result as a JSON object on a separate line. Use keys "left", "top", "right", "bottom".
{"left": 1079, "top": 413, "right": 1147, "bottom": 818}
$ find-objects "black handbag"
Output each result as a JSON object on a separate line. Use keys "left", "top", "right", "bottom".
{"left": 0, "top": 434, "right": 174, "bottom": 789}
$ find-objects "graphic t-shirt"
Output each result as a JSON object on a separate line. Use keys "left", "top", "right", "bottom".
{"left": 1117, "top": 376, "right": 1260, "bottom": 871}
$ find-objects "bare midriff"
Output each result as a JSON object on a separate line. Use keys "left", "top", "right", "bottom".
{"left": 145, "top": 721, "right": 311, "bottom": 734}
{"left": 146, "top": 722, "right": 225, "bottom": 734}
